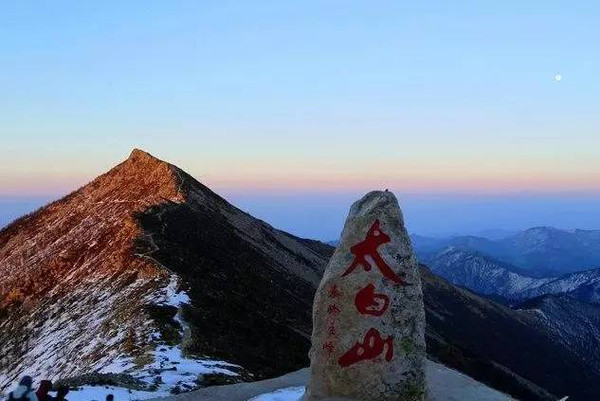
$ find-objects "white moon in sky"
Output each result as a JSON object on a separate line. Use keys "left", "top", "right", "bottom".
{"left": 555, "top": 74, "right": 562, "bottom": 82}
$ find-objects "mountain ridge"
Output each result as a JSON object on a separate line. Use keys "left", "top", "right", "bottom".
{"left": 0, "top": 149, "right": 329, "bottom": 393}
{"left": 2, "top": 149, "right": 600, "bottom": 401}
{"left": 422, "top": 248, "right": 550, "bottom": 301}
{"left": 423, "top": 247, "right": 600, "bottom": 306}
{"left": 412, "top": 226, "right": 600, "bottom": 276}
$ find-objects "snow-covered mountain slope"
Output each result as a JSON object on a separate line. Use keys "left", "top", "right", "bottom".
{"left": 0, "top": 149, "right": 330, "bottom": 394}
{"left": 419, "top": 265, "right": 600, "bottom": 401}
{"left": 423, "top": 248, "right": 551, "bottom": 300}
{"left": 413, "top": 226, "right": 600, "bottom": 276}
{"left": 424, "top": 247, "right": 600, "bottom": 306}
{"left": 507, "top": 227, "right": 600, "bottom": 274}
{"left": 516, "top": 267, "right": 600, "bottom": 303}
{"left": 0, "top": 150, "right": 184, "bottom": 390}
{"left": 57, "top": 279, "right": 245, "bottom": 400}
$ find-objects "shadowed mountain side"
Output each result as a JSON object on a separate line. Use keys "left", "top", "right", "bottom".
{"left": 421, "top": 265, "right": 600, "bottom": 401}
{"left": 131, "top": 152, "right": 332, "bottom": 379}
{"left": 135, "top": 201, "right": 323, "bottom": 378}
{"left": 517, "top": 294, "right": 600, "bottom": 375}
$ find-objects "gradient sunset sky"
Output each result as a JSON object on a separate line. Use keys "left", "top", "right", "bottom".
{"left": 1, "top": 1, "right": 599, "bottom": 238}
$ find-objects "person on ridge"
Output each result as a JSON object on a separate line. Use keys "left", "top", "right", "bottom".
{"left": 35, "top": 380, "right": 53, "bottom": 401}
{"left": 7, "top": 376, "right": 38, "bottom": 401}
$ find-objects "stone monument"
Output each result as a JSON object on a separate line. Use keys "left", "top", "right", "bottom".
{"left": 303, "top": 190, "right": 426, "bottom": 401}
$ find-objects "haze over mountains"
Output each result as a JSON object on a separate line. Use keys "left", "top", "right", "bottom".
{"left": 422, "top": 248, "right": 551, "bottom": 301}
{"left": 410, "top": 225, "right": 600, "bottom": 401}
{"left": 415, "top": 231, "right": 600, "bottom": 306}
{"left": 413, "top": 226, "right": 600, "bottom": 276}
{"left": 1, "top": 150, "right": 600, "bottom": 401}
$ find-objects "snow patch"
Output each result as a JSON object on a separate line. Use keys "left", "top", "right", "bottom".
{"left": 161, "top": 277, "right": 191, "bottom": 308}
{"left": 50, "top": 276, "right": 242, "bottom": 401}
{"left": 249, "top": 387, "right": 305, "bottom": 401}
{"left": 66, "top": 385, "right": 158, "bottom": 401}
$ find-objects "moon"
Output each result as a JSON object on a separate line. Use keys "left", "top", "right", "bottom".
{"left": 555, "top": 74, "right": 562, "bottom": 82}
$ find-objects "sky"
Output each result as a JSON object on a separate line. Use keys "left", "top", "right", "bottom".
{"left": 1, "top": 1, "right": 599, "bottom": 239}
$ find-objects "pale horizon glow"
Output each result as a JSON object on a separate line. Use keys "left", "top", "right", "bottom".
{"left": 2, "top": 148, "right": 600, "bottom": 196}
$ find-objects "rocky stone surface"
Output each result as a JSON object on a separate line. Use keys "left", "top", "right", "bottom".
{"left": 304, "top": 191, "right": 426, "bottom": 401}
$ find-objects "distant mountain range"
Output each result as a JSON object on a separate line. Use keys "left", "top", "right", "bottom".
{"left": 412, "top": 226, "right": 600, "bottom": 276}
{"left": 518, "top": 268, "right": 600, "bottom": 303}
{"left": 423, "top": 247, "right": 600, "bottom": 305}
{"left": 420, "top": 266, "right": 600, "bottom": 401}
{"left": 422, "top": 248, "right": 551, "bottom": 301}
{"left": 2, "top": 149, "right": 600, "bottom": 400}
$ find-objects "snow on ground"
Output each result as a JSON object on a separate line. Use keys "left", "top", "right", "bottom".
{"left": 139, "top": 346, "right": 239, "bottom": 389}
{"left": 248, "top": 387, "right": 305, "bottom": 401}
{"left": 66, "top": 385, "right": 159, "bottom": 401}
{"left": 160, "top": 276, "right": 192, "bottom": 309}
{"left": 66, "top": 347, "right": 241, "bottom": 401}
{"left": 1, "top": 276, "right": 244, "bottom": 401}
{"left": 97, "top": 345, "right": 240, "bottom": 394}
{"left": 64, "top": 276, "right": 242, "bottom": 401}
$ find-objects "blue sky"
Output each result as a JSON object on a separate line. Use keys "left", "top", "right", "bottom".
{"left": 1, "top": 1, "right": 599, "bottom": 238}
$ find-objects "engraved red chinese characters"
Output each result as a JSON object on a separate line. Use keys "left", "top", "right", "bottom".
{"left": 338, "top": 328, "right": 394, "bottom": 367}
{"left": 328, "top": 284, "right": 342, "bottom": 298}
{"left": 342, "top": 220, "right": 404, "bottom": 285}
{"left": 327, "top": 304, "right": 341, "bottom": 315}
{"left": 322, "top": 342, "right": 334, "bottom": 357}
{"left": 355, "top": 283, "right": 390, "bottom": 316}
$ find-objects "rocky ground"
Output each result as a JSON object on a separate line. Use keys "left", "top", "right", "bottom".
{"left": 150, "top": 360, "right": 514, "bottom": 401}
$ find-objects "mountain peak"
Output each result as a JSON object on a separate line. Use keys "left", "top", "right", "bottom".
{"left": 128, "top": 148, "right": 161, "bottom": 163}
{"left": 123, "top": 148, "right": 172, "bottom": 173}
{"left": 82, "top": 149, "right": 186, "bottom": 205}
{"left": 521, "top": 226, "right": 562, "bottom": 235}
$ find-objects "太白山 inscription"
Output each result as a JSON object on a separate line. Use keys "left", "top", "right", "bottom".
{"left": 303, "top": 190, "right": 426, "bottom": 401}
